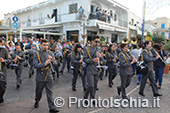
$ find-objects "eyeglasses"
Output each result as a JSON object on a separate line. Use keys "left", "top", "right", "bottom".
{"left": 95, "top": 41, "right": 100, "bottom": 43}
{"left": 42, "top": 44, "right": 49, "bottom": 46}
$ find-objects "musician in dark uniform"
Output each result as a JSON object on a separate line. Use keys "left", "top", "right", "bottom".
{"left": 53, "top": 46, "right": 62, "bottom": 79}
{"left": 71, "top": 44, "right": 84, "bottom": 91}
{"left": 12, "top": 44, "right": 25, "bottom": 89}
{"left": 105, "top": 44, "right": 118, "bottom": 87}
{"left": 33, "top": 39, "right": 59, "bottom": 113}
{"left": 28, "top": 44, "right": 36, "bottom": 78}
{"left": 0, "top": 39, "right": 10, "bottom": 105}
{"left": 117, "top": 43, "right": 136, "bottom": 99}
{"left": 139, "top": 41, "right": 162, "bottom": 97}
{"left": 83, "top": 36, "right": 101, "bottom": 104}
{"left": 59, "top": 41, "right": 72, "bottom": 73}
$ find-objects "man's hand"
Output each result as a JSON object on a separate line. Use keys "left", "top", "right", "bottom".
{"left": 48, "top": 55, "right": 53, "bottom": 61}
{"left": 164, "top": 56, "right": 167, "bottom": 60}
{"left": 113, "top": 58, "right": 116, "bottom": 62}
{"left": 98, "top": 53, "right": 101, "bottom": 58}
{"left": 79, "top": 59, "right": 83, "bottom": 63}
{"left": 16, "top": 55, "right": 21, "bottom": 60}
{"left": 0, "top": 58, "right": 4, "bottom": 62}
{"left": 93, "top": 58, "right": 99, "bottom": 63}
{"left": 156, "top": 54, "right": 161, "bottom": 59}
{"left": 45, "top": 59, "right": 52, "bottom": 66}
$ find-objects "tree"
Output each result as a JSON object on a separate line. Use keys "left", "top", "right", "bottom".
{"left": 153, "top": 33, "right": 166, "bottom": 43}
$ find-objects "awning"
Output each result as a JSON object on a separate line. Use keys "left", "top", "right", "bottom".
{"left": 22, "top": 31, "right": 63, "bottom": 35}
{"left": 115, "top": 28, "right": 127, "bottom": 32}
{"left": 98, "top": 24, "right": 115, "bottom": 32}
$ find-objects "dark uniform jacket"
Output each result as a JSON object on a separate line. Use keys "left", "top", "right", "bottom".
{"left": 106, "top": 51, "right": 117, "bottom": 68}
{"left": 33, "top": 50, "right": 57, "bottom": 82}
{"left": 119, "top": 52, "right": 133, "bottom": 76}
{"left": 0, "top": 47, "right": 10, "bottom": 81}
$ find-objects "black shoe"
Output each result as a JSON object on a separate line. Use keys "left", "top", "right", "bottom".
{"left": 17, "top": 84, "right": 20, "bottom": 89}
{"left": 0, "top": 99, "right": 4, "bottom": 106}
{"left": 96, "top": 88, "right": 99, "bottom": 91}
{"left": 154, "top": 93, "right": 162, "bottom": 97}
{"left": 117, "top": 87, "right": 120, "bottom": 95}
{"left": 84, "top": 100, "right": 88, "bottom": 105}
{"left": 72, "top": 88, "right": 77, "bottom": 91}
{"left": 100, "top": 78, "right": 103, "bottom": 81}
{"left": 34, "top": 101, "right": 39, "bottom": 108}
{"left": 20, "top": 80, "right": 22, "bottom": 84}
{"left": 139, "top": 92, "right": 145, "bottom": 97}
{"left": 49, "top": 108, "right": 59, "bottom": 113}
{"left": 83, "top": 88, "right": 86, "bottom": 92}
{"left": 59, "top": 70, "right": 63, "bottom": 74}
{"left": 109, "top": 85, "right": 112, "bottom": 88}
{"left": 29, "top": 74, "right": 32, "bottom": 78}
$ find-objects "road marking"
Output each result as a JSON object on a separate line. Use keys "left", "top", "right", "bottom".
{"left": 88, "top": 85, "right": 140, "bottom": 113}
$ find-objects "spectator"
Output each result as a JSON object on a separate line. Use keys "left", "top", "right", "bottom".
{"left": 8, "top": 42, "right": 15, "bottom": 56}
{"left": 130, "top": 44, "right": 140, "bottom": 75}
{"left": 15, "top": 38, "right": 24, "bottom": 51}
{"left": 77, "top": 6, "right": 84, "bottom": 19}
{"left": 25, "top": 39, "right": 36, "bottom": 50}
{"left": 49, "top": 39, "right": 56, "bottom": 51}
{"left": 7, "top": 37, "right": 14, "bottom": 46}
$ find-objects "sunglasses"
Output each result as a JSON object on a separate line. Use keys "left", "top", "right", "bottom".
{"left": 95, "top": 41, "right": 100, "bottom": 43}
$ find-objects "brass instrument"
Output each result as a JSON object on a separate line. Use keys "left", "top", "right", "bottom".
{"left": 130, "top": 38, "right": 138, "bottom": 45}
{"left": 121, "top": 38, "right": 128, "bottom": 44}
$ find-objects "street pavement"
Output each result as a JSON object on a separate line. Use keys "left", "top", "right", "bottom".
{"left": 0, "top": 67, "right": 170, "bottom": 113}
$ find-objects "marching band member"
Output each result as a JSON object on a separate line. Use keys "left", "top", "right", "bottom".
{"left": 0, "top": 39, "right": 10, "bottom": 105}
{"left": 106, "top": 44, "right": 118, "bottom": 87}
{"left": 117, "top": 43, "right": 136, "bottom": 99}
{"left": 71, "top": 44, "right": 84, "bottom": 91}
{"left": 12, "top": 44, "right": 25, "bottom": 89}
{"left": 33, "top": 39, "right": 59, "bottom": 113}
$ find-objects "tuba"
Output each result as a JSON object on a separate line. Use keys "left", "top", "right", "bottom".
{"left": 130, "top": 37, "right": 138, "bottom": 45}
{"left": 121, "top": 38, "right": 128, "bottom": 44}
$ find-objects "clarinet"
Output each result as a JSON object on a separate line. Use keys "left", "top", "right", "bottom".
{"left": 45, "top": 50, "right": 55, "bottom": 74}
{"left": 150, "top": 47, "right": 166, "bottom": 64}
{"left": 96, "top": 46, "right": 102, "bottom": 72}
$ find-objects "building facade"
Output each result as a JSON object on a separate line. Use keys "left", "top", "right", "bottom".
{"left": 152, "top": 17, "right": 170, "bottom": 39}
{"left": 4, "top": 0, "right": 129, "bottom": 43}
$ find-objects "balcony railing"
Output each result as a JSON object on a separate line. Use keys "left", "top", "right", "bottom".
{"left": 88, "top": 12, "right": 128, "bottom": 28}
{"left": 88, "top": 12, "right": 111, "bottom": 23}
{"left": 118, "top": 19, "right": 128, "bottom": 28}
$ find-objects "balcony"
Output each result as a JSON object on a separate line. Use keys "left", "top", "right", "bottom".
{"left": 88, "top": 12, "right": 128, "bottom": 28}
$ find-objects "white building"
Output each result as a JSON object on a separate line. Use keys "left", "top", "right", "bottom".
{"left": 4, "top": 0, "right": 129, "bottom": 43}
{"left": 128, "top": 11, "right": 143, "bottom": 40}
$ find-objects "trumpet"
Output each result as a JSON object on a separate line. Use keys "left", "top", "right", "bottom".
{"left": 45, "top": 50, "right": 55, "bottom": 74}
{"left": 150, "top": 47, "right": 166, "bottom": 64}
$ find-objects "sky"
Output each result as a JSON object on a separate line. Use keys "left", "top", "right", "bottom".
{"left": 0, "top": 0, "right": 170, "bottom": 21}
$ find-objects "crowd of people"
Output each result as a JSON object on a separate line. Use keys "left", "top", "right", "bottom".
{"left": 95, "top": 7, "right": 112, "bottom": 23}
{"left": 0, "top": 36, "right": 168, "bottom": 113}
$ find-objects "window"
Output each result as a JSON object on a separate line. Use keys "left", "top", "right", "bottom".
{"left": 161, "top": 24, "right": 165, "bottom": 28}
{"left": 69, "top": 3, "right": 77, "bottom": 14}
{"left": 114, "top": 14, "right": 117, "bottom": 21}
{"left": 169, "top": 33, "right": 170, "bottom": 39}
{"left": 169, "top": 24, "right": 170, "bottom": 30}
{"left": 131, "top": 19, "right": 134, "bottom": 25}
{"left": 162, "top": 32, "right": 165, "bottom": 37}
